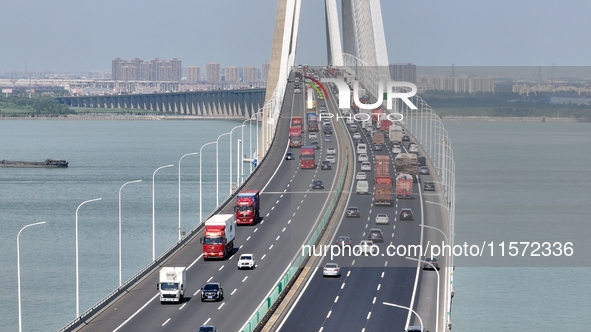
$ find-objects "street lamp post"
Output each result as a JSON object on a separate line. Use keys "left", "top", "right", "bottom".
{"left": 17, "top": 221, "right": 45, "bottom": 332}
{"left": 76, "top": 198, "right": 102, "bottom": 318}
{"left": 382, "top": 301, "right": 425, "bottom": 332}
{"left": 178, "top": 153, "right": 198, "bottom": 241}
{"left": 119, "top": 180, "right": 142, "bottom": 286}
{"left": 406, "top": 256, "right": 440, "bottom": 332}
{"left": 199, "top": 141, "right": 217, "bottom": 223}
{"left": 215, "top": 132, "right": 231, "bottom": 207}
{"left": 152, "top": 165, "right": 173, "bottom": 261}
{"left": 229, "top": 125, "right": 245, "bottom": 195}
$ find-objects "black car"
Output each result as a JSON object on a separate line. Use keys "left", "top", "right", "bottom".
{"left": 201, "top": 283, "right": 224, "bottom": 302}
{"left": 423, "top": 181, "right": 435, "bottom": 191}
{"left": 368, "top": 228, "right": 384, "bottom": 243}
{"left": 336, "top": 235, "right": 352, "bottom": 246}
{"left": 310, "top": 141, "right": 320, "bottom": 150}
{"left": 419, "top": 166, "right": 430, "bottom": 175}
{"left": 417, "top": 156, "right": 426, "bottom": 166}
{"left": 400, "top": 208, "right": 414, "bottom": 221}
{"left": 323, "top": 127, "right": 332, "bottom": 134}
{"left": 321, "top": 160, "right": 332, "bottom": 170}
{"left": 198, "top": 326, "right": 218, "bottom": 332}
{"left": 345, "top": 206, "right": 360, "bottom": 217}
{"left": 423, "top": 257, "right": 440, "bottom": 270}
{"left": 402, "top": 134, "right": 410, "bottom": 141}
{"left": 285, "top": 152, "right": 294, "bottom": 160}
{"left": 312, "top": 179, "right": 324, "bottom": 189}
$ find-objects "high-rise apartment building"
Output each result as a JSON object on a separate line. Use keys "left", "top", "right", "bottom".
{"left": 225, "top": 66, "right": 240, "bottom": 82}
{"left": 111, "top": 57, "right": 182, "bottom": 81}
{"left": 206, "top": 62, "right": 221, "bottom": 82}
{"left": 389, "top": 63, "right": 416, "bottom": 84}
{"left": 243, "top": 66, "right": 258, "bottom": 83}
{"left": 186, "top": 66, "right": 201, "bottom": 82}
{"left": 261, "top": 63, "right": 270, "bottom": 82}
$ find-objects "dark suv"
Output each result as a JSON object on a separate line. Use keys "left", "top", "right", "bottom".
{"left": 201, "top": 283, "right": 224, "bottom": 302}
{"left": 321, "top": 160, "right": 332, "bottom": 170}
{"left": 367, "top": 228, "right": 384, "bottom": 243}
{"left": 400, "top": 208, "right": 414, "bottom": 221}
{"left": 346, "top": 206, "right": 360, "bottom": 217}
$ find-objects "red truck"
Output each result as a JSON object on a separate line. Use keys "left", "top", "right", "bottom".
{"left": 374, "top": 155, "right": 392, "bottom": 205}
{"left": 291, "top": 116, "right": 303, "bottom": 128}
{"left": 380, "top": 119, "right": 391, "bottom": 132}
{"left": 201, "top": 214, "right": 235, "bottom": 260}
{"left": 235, "top": 190, "right": 260, "bottom": 225}
{"left": 289, "top": 126, "right": 302, "bottom": 148}
{"left": 300, "top": 145, "right": 315, "bottom": 169}
{"left": 396, "top": 174, "right": 413, "bottom": 198}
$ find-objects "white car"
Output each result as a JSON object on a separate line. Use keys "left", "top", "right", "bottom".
{"left": 352, "top": 133, "right": 362, "bottom": 140}
{"left": 391, "top": 146, "right": 401, "bottom": 154}
{"left": 360, "top": 161, "right": 371, "bottom": 171}
{"left": 359, "top": 240, "right": 378, "bottom": 255}
{"left": 356, "top": 172, "right": 366, "bottom": 180}
{"left": 326, "top": 147, "right": 336, "bottom": 155}
{"left": 346, "top": 118, "right": 355, "bottom": 125}
{"left": 319, "top": 105, "right": 327, "bottom": 112}
{"left": 322, "top": 262, "right": 341, "bottom": 277}
{"left": 325, "top": 155, "right": 336, "bottom": 164}
{"left": 409, "top": 145, "right": 419, "bottom": 153}
{"left": 309, "top": 132, "right": 317, "bottom": 139}
{"left": 375, "top": 213, "right": 389, "bottom": 225}
{"left": 237, "top": 254, "right": 256, "bottom": 269}
{"left": 358, "top": 154, "right": 368, "bottom": 162}
{"left": 294, "top": 88, "right": 301, "bottom": 94}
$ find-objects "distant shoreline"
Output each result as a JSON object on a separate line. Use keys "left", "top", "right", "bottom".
{"left": 0, "top": 114, "right": 589, "bottom": 123}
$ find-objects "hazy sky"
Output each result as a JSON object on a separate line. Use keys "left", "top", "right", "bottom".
{"left": 1, "top": 0, "right": 590, "bottom": 73}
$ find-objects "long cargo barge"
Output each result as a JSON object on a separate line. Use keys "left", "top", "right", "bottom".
{"left": 0, "top": 159, "right": 68, "bottom": 168}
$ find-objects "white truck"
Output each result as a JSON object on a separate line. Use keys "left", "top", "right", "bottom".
{"left": 389, "top": 125, "right": 403, "bottom": 144}
{"left": 158, "top": 267, "right": 186, "bottom": 303}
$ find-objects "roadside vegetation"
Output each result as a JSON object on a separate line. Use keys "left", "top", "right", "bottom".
{"left": 420, "top": 90, "right": 591, "bottom": 118}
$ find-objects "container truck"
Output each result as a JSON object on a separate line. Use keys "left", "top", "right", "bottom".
{"left": 291, "top": 116, "right": 303, "bottom": 128}
{"left": 389, "top": 125, "right": 403, "bottom": 144}
{"left": 396, "top": 174, "right": 413, "bottom": 198}
{"left": 158, "top": 267, "right": 186, "bottom": 303}
{"left": 235, "top": 190, "right": 260, "bottom": 225}
{"left": 374, "top": 155, "right": 392, "bottom": 205}
{"left": 372, "top": 132, "right": 385, "bottom": 146}
{"left": 300, "top": 145, "right": 316, "bottom": 169}
{"left": 395, "top": 153, "right": 418, "bottom": 177}
{"left": 307, "top": 113, "right": 319, "bottom": 132}
{"left": 201, "top": 214, "right": 235, "bottom": 260}
{"left": 289, "top": 126, "right": 302, "bottom": 148}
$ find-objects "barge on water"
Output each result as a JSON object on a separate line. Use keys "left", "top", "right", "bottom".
{"left": 0, "top": 159, "right": 68, "bottom": 168}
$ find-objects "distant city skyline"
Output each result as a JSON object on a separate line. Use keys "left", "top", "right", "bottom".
{"left": 1, "top": 0, "right": 590, "bottom": 73}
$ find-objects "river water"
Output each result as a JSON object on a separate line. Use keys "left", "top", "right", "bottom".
{"left": 1, "top": 119, "right": 589, "bottom": 331}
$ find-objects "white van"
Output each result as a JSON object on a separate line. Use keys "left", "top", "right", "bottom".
{"left": 356, "top": 180, "right": 369, "bottom": 195}
{"left": 357, "top": 143, "right": 367, "bottom": 154}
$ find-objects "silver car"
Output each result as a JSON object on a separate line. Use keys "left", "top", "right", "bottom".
{"left": 322, "top": 262, "right": 341, "bottom": 277}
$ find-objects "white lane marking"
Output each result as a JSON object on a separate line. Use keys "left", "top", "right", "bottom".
{"left": 351, "top": 260, "right": 355, "bottom": 266}
{"left": 247, "top": 236, "right": 251, "bottom": 241}
{"left": 297, "top": 206, "right": 300, "bottom": 210}
{"left": 365, "top": 223, "right": 368, "bottom": 228}
{"left": 179, "top": 303, "right": 186, "bottom": 310}
{"left": 292, "top": 212, "right": 296, "bottom": 216}
{"left": 271, "top": 206, "right": 275, "bottom": 211}
{"left": 219, "top": 265, "right": 224, "bottom": 271}
{"left": 282, "top": 227, "right": 286, "bottom": 232}
{"left": 276, "top": 200, "right": 280, "bottom": 204}
{"left": 280, "top": 194, "right": 283, "bottom": 198}
{"left": 381, "top": 272, "right": 385, "bottom": 278}
{"left": 254, "top": 228, "right": 258, "bottom": 232}
{"left": 193, "top": 289, "right": 201, "bottom": 296}
{"left": 239, "top": 245, "right": 243, "bottom": 249}
{"left": 372, "top": 297, "right": 376, "bottom": 304}
{"left": 377, "top": 284, "right": 381, "bottom": 291}
{"left": 367, "top": 312, "right": 371, "bottom": 320}
{"left": 207, "top": 276, "right": 213, "bottom": 282}
{"left": 218, "top": 302, "right": 225, "bottom": 310}
{"left": 266, "top": 213, "right": 270, "bottom": 217}
{"left": 269, "top": 244, "right": 274, "bottom": 250}
{"left": 384, "top": 261, "right": 388, "bottom": 267}
{"left": 261, "top": 254, "right": 266, "bottom": 260}
{"left": 300, "top": 199, "right": 304, "bottom": 204}
{"left": 392, "top": 232, "right": 395, "bottom": 238}
{"left": 347, "top": 270, "right": 351, "bottom": 277}
{"left": 204, "top": 318, "right": 211, "bottom": 325}
{"left": 327, "top": 310, "right": 332, "bottom": 318}
{"left": 334, "top": 296, "right": 339, "bottom": 303}
{"left": 162, "top": 318, "right": 171, "bottom": 326}
{"left": 187, "top": 253, "right": 204, "bottom": 270}
{"left": 341, "top": 283, "right": 345, "bottom": 289}
{"left": 242, "top": 276, "right": 248, "bottom": 282}
{"left": 113, "top": 293, "right": 157, "bottom": 331}
{"left": 288, "top": 219, "right": 292, "bottom": 224}
{"left": 276, "top": 235, "right": 280, "bottom": 241}
{"left": 231, "top": 289, "right": 237, "bottom": 295}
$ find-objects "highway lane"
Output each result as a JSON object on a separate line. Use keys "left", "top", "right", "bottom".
{"left": 277, "top": 76, "right": 446, "bottom": 331}
{"left": 76, "top": 74, "right": 345, "bottom": 331}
